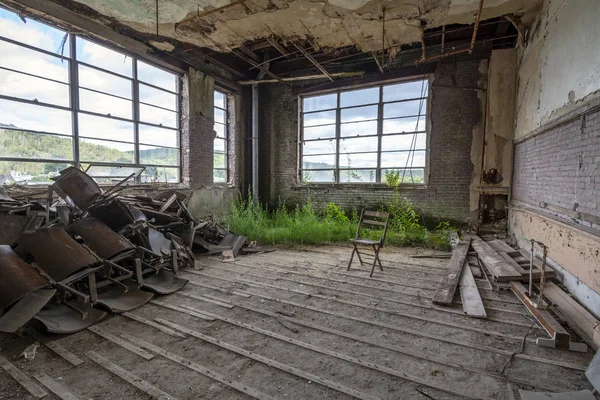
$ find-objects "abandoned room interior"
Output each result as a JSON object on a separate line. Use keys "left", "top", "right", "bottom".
{"left": 0, "top": 0, "right": 599, "bottom": 398}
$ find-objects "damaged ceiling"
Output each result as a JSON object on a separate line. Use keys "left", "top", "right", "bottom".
{"left": 3, "top": 0, "right": 542, "bottom": 82}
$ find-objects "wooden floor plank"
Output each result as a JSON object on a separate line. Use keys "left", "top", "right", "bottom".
{"left": 433, "top": 239, "right": 472, "bottom": 306}
{"left": 150, "top": 300, "right": 215, "bottom": 321}
{"left": 471, "top": 237, "right": 522, "bottom": 282}
{"left": 122, "top": 313, "right": 186, "bottom": 339}
{"left": 0, "top": 354, "right": 47, "bottom": 398}
{"left": 34, "top": 372, "right": 79, "bottom": 400}
{"left": 86, "top": 351, "right": 177, "bottom": 400}
{"left": 87, "top": 326, "right": 155, "bottom": 360}
{"left": 459, "top": 262, "right": 487, "bottom": 318}
{"left": 28, "top": 330, "right": 84, "bottom": 367}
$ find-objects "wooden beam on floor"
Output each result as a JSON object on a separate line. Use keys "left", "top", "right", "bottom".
{"left": 86, "top": 351, "right": 177, "bottom": 400}
{"left": 0, "top": 354, "right": 47, "bottom": 398}
{"left": 150, "top": 300, "right": 215, "bottom": 321}
{"left": 433, "top": 239, "right": 472, "bottom": 306}
{"left": 185, "top": 280, "right": 252, "bottom": 298}
{"left": 34, "top": 373, "right": 79, "bottom": 400}
{"left": 122, "top": 313, "right": 186, "bottom": 339}
{"left": 28, "top": 330, "right": 84, "bottom": 367}
{"left": 120, "top": 333, "right": 278, "bottom": 400}
{"left": 87, "top": 326, "right": 155, "bottom": 360}
{"left": 177, "top": 292, "right": 234, "bottom": 309}
{"left": 471, "top": 237, "right": 522, "bottom": 282}
{"left": 459, "top": 261, "right": 487, "bottom": 318}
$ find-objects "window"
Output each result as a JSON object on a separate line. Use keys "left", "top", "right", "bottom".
{"left": 213, "top": 90, "right": 228, "bottom": 183}
{"left": 300, "top": 79, "right": 429, "bottom": 185}
{"left": 0, "top": 6, "right": 180, "bottom": 185}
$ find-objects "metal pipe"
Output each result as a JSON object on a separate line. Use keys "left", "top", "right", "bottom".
{"left": 469, "top": 0, "right": 485, "bottom": 54}
{"left": 251, "top": 84, "right": 259, "bottom": 202}
{"left": 529, "top": 240, "right": 534, "bottom": 296}
{"left": 539, "top": 245, "right": 547, "bottom": 309}
{"left": 238, "top": 71, "right": 364, "bottom": 85}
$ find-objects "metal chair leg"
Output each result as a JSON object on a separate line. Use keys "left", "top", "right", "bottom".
{"left": 347, "top": 245, "right": 357, "bottom": 271}
{"left": 369, "top": 254, "right": 378, "bottom": 277}
{"left": 375, "top": 245, "right": 383, "bottom": 271}
{"left": 356, "top": 248, "right": 364, "bottom": 265}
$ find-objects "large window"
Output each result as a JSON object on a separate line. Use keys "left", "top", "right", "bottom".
{"left": 300, "top": 78, "right": 429, "bottom": 184}
{"left": 0, "top": 7, "right": 180, "bottom": 185}
{"left": 213, "top": 90, "right": 227, "bottom": 183}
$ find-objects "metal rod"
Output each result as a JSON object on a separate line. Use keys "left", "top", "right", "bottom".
{"left": 381, "top": 7, "right": 386, "bottom": 67}
{"left": 237, "top": 71, "right": 363, "bottom": 85}
{"left": 441, "top": 25, "right": 445, "bottom": 53}
{"left": 538, "top": 245, "right": 547, "bottom": 309}
{"left": 233, "top": 50, "right": 287, "bottom": 84}
{"left": 469, "top": 0, "right": 485, "bottom": 54}
{"left": 251, "top": 84, "right": 259, "bottom": 201}
{"left": 420, "top": 25, "right": 426, "bottom": 61}
{"left": 529, "top": 240, "right": 534, "bottom": 296}
{"left": 293, "top": 44, "right": 334, "bottom": 82}
{"left": 372, "top": 52, "right": 384, "bottom": 73}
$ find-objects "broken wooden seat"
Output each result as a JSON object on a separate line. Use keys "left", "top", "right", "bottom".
{"left": 347, "top": 210, "right": 391, "bottom": 277}
{"left": 51, "top": 166, "right": 102, "bottom": 211}
{"left": 0, "top": 246, "right": 56, "bottom": 333}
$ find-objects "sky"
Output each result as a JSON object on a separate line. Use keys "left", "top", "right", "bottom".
{"left": 0, "top": 6, "right": 179, "bottom": 156}
{"left": 302, "top": 80, "right": 428, "bottom": 172}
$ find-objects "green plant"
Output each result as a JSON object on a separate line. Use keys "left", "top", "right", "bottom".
{"left": 384, "top": 169, "right": 401, "bottom": 189}
{"left": 324, "top": 202, "right": 349, "bottom": 223}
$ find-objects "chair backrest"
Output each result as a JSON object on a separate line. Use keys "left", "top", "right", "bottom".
{"left": 354, "top": 209, "right": 391, "bottom": 247}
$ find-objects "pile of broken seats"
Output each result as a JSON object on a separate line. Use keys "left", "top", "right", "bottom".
{"left": 0, "top": 167, "right": 243, "bottom": 334}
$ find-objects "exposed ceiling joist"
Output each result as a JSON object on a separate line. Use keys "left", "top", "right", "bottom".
{"left": 293, "top": 44, "right": 334, "bottom": 82}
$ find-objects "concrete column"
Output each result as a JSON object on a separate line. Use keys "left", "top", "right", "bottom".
{"left": 181, "top": 67, "right": 215, "bottom": 188}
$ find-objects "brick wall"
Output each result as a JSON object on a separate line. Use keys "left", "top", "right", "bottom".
{"left": 513, "top": 108, "right": 600, "bottom": 230}
{"left": 257, "top": 59, "right": 484, "bottom": 225}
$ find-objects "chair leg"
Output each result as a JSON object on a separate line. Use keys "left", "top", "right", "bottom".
{"left": 369, "top": 252, "right": 378, "bottom": 277}
{"left": 374, "top": 245, "right": 383, "bottom": 271}
{"left": 356, "top": 248, "right": 364, "bottom": 265}
{"left": 347, "top": 244, "right": 357, "bottom": 271}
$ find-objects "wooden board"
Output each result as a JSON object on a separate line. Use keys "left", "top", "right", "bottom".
{"left": 486, "top": 239, "right": 516, "bottom": 253}
{"left": 34, "top": 373, "right": 79, "bottom": 400}
{"left": 541, "top": 282, "right": 600, "bottom": 350}
{"left": 459, "top": 262, "right": 487, "bottom": 318}
{"left": 471, "top": 237, "right": 522, "bottom": 282}
{"left": 0, "top": 354, "right": 47, "bottom": 398}
{"left": 432, "top": 239, "right": 472, "bottom": 306}
{"left": 87, "top": 326, "right": 155, "bottom": 360}
{"left": 28, "top": 330, "right": 84, "bottom": 367}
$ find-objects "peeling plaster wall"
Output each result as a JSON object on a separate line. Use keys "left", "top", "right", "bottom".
{"left": 511, "top": 0, "right": 600, "bottom": 307}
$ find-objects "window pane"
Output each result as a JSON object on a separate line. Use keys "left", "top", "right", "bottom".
{"left": 0, "top": 69, "right": 69, "bottom": 107}
{"left": 79, "top": 88, "right": 132, "bottom": 119}
{"left": 76, "top": 37, "right": 132, "bottom": 77}
{"left": 303, "top": 124, "right": 335, "bottom": 140}
{"left": 339, "top": 137, "right": 378, "bottom": 153}
{"left": 139, "top": 145, "right": 179, "bottom": 166}
{"left": 140, "top": 103, "right": 177, "bottom": 128}
{"left": 137, "top": 60, "right": 177, "bottom": 92}
{"left": 303, "top": 154, "right": 336, "bottom": 169}
{"left": 382, "top": 117, "right": 425, "bottom": 134}
{"left": 214, "top": 152, "right": 226, "bottom": 169}
{"left": 0, "top": 160, "right": 70, "bottom": 185}
{"left": 341, "top": 105, "right": 377, "bottom": 123}
{"left": 214, "top": 91, "right": 226, "bottom": 108}
{"left": 383, "top": 79, "right": 428, "bottom": 102}
{"left": 78, "top": 113, "right": 134, "bottom": 143}
{"left": 339, "top": 152, "right": 377, "bottom": 168}
{"left": 0, "top": 99, "right": 71, "bottom": 135}
{"left": 0, "top": 9, "right": 70, "bottom": 57}
{"left": 384, "top": 100, "right": 426, "bottom": 118}
{"left": 340, "top": 169, "right": 376, "bottom": 183}
{"left": 79, "top": 138, "right": 135, "bottom": 163}
{"left": 78, "top": 64, "right": 131, "bottom": 99}
{"left": 383, "top": 168, "right": 425, "bottom": 184}
{"left": 0, "top": 40, "right": 69, "bottom": 82}
{"left": 141, "top": 167, "right": 179, "bottom": 183}
{"left": 86, "top": 165, "right": 142, "bottom": 178}
{"left": 303, "top": 93, "right": 336, "bottom": 112}
{"left": 139, "top": 83, "right": 177, "bottom": 111}
{"left": 381, "top": 150, "right": 426, "bottom": 168}
{"left": 382, "top": 133, "right": 426, "bottom": 151}
{"left": 214, "top": 138, "right": 226, "bottom": 154}
{"left": 215, "top": 123, "right": 225, "bottom": 138}
{"left": 0, "top": 129, "right": 72, "bottom": 160}
{"left": 304, "top": 110, "right": 335, "bottom": 127}
{"left": 214, "top": 169, "right": 227, "bottom": 183}
{"left": 340, "top": 87, "right": 379, "bottom": 107}
{"left": 214, "top": 108, "right": 225, "bottom": 124}
{"left": 139, "top": 124, "right": 178, "bottom": 147}
{"left": 302, "top": 170, "right": 334, "bottom": 183}
{"left": 303, "top": 140, "right": 335, "bottom": 155}
{"left": 340, "top": 120, "right": 377, "bottom": 137}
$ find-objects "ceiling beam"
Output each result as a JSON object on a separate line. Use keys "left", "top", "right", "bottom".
{"left": 293, "top": 44, "right": 334, "bottom": 82}
{"left": 267, "top": 38, "right": 290, "bottom": 57}
{"left": 232, "top": 50, "right": 287, "bottom": 84}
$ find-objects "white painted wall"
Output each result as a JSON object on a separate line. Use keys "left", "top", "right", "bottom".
{"left": 515, "top": 0, "right": 600, "bottom": 139}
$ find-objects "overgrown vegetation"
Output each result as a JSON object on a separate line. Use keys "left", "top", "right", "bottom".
{"left": 225, "top": 186, "right": 455, "bottom": 250}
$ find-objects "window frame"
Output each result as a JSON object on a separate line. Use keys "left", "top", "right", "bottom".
{"left": 299, "top": 76, "right": 431, "bottom": 186}
{"left": 0, "top": 7, "right": 182, "bottom": 185}
{"left": 213, "top": 89, "right": 229, "bottom": 184}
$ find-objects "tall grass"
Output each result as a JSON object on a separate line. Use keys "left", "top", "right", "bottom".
{"left": 225, "top": 195, "right": 454, "bottom": 250}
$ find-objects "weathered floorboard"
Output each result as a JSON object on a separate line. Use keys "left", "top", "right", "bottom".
{"left": 459, "top": 262, "right": 487, "bottom": 318}
{"left": 471, "top": 237, "right": 522, "bottom": 282}
{"left": 432, "top": 239, "right": 472, "bottom": 306}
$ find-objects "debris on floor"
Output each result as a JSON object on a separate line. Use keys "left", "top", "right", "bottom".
{"left": 0, "top": 167, "right": 254, "bottom": 335}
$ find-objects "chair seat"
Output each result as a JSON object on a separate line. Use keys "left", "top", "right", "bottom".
{"left": 350, "top": 239, "right": 380, "bottom": 245}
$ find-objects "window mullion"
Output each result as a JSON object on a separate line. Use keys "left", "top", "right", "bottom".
{"left": 376, "top": 85, "right": 383, "bottom": 183}
{"left": 335, "top": 93, "right": 341, "bottom": 184}
{"left": 132, "top": 59, "right": 141, "bottom": 183}
{"left": 69, "top": 34, "right": 80, "bottom": 168}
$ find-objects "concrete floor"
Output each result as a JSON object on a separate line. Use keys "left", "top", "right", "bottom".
{"left": 0, "top": 245, "right": 595, "bottom": 400}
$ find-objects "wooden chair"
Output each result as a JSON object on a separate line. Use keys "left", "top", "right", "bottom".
{"left": 347, "top": 210, "right": 391, "bottom": 277}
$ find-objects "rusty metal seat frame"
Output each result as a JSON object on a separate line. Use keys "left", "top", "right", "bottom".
{"left": 347, "top": 210, "right": 391, "bottom": 277}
